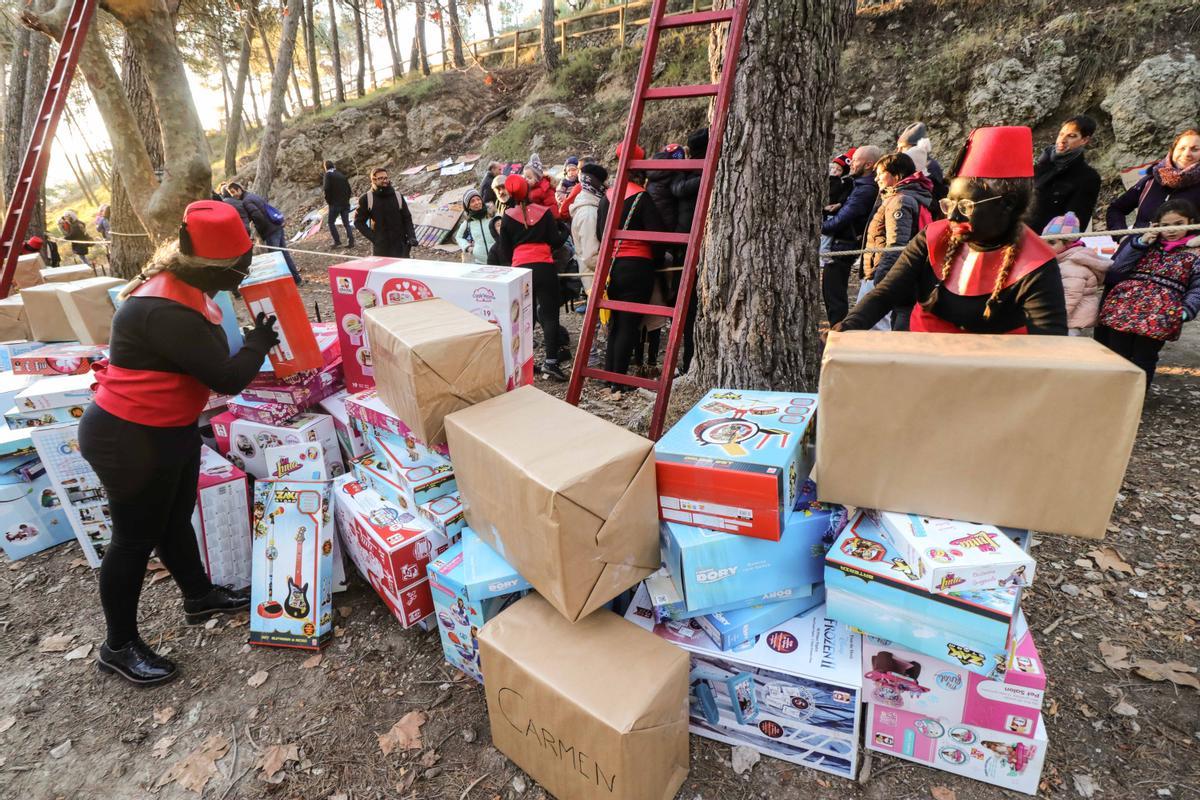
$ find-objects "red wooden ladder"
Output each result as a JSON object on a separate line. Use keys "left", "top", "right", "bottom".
{"left": 564, "top": 0, "right": 750, "bottom": 440}
{"left": 0, "top": 0, "right": 99, "bottom": 298}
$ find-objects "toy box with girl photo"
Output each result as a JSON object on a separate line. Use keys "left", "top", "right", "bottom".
{"left": 0, "top": 428, "right": 72, "bottom": 561}
{"left": 30, "top": 422, "right": 111, "bottom": 567}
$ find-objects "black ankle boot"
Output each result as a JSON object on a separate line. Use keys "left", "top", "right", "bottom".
{"left": 97, "top": 638, "right": 178, "bottom": 686}
{"left": 183, "top": 585, "right": 251, "bottom": 625}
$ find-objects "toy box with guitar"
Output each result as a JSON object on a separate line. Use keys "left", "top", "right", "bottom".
{"left": 250, "top": 479, "right": 335, "bottom": 650}
{"left": 192, "top": 445, "right": 252, "bottom": 589}
{"left": 239, "top": 254, "right": 323, "bottom": 379}
{"left": 655, "top": 390, "right": 817, "bottom": 541}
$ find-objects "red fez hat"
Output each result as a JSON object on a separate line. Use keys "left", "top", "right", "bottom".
{"left": 179, "top": 200, "right": 253, "bottom": 260}
{"left": 953, "top": 126, "right": 1034, "bottom": 179}
{"left": 616, "top": 142, "right": 645, "bottom": 161}
{"left": 25, "top": 236, "right": 44, "bottom": 251}
{"left": 504, "top": 174, "right": 528, "bottom": 202}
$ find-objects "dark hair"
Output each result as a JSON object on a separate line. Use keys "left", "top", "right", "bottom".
{"left": 226, "top": 181, "right": 244, "bottom": 192}
{"left": 1064, "top": 115, "right": 1097, "bottom": 139}
{"left": 324, "top": 160, "right": 335, "bottom": 170}
{"left": 977, "top": 177, "right": 1034, "bottom": 221}
{"left": 876, "top": 152, "right": 917, "bottom": 179}
{"left": 1153, "top": 198, "right": 1199, "bottom": 223}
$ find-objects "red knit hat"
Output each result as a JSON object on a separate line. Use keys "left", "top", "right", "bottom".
{"left": 504, "top": 174, "right": 528, "bottom": 202}
{"left": 25, "top": 236, "right": 44, "bottom": 251}
{"left": 179, "top": 200, "right": 252, "bottom": 260}
{"left": 616, "top": 142, "right": 646, "bottom": 161}
{"left": 954, "top": 126, "right": 1034, "bottom": 179}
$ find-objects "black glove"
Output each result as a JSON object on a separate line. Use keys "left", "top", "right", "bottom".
{"left": 243, "top": 311, "right": 280, "bottom": 352}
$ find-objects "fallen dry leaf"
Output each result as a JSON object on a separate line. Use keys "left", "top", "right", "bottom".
{"left": 149, "top": 570, "right": 173, "bottom": 586}
{"left": 1148, "top": 598, "right": 1169, "bottom": 612}
{"left": 155, "top": 734, "right": 230, "bottom": 793}
{"left": 931, "top": 787, "right": 957, "bottom": 800}
{"left": 151, "top": 734, "right": 178, "bottom": 759}
{"left": 419, "top": 750, "right": 440, "bottom": 768}
{"left": 153, "top": 707, "right": 176, "bottom": 725}
{"left": 258, "top": 742, "right": 300, "bottom": 782}
{"left": 1098, "top": 639, "right": 1131, "bottom": 670}
{"left": 1088, "top": 546, "right": 1133, "bottom": 575}
{"left": 378, "top": 711, "right": 426, "bottom": 756}
{"left": 38, "top": 633, "right": 75, "bottom": 653}
{"left": 1133, "top": 659, "right": 1200, "bottom": 691}
{"left": 1073, "top": 773, "right": 1098, "bottom": 798}
{"left": 247, "top": 670, "right": 270, "bottom": 688}
{"left": 0, "top": 716, "right": 15, "bottom": 734}
{"left": 63, "top": 643, "right": 92, "bottom": 661}
{"left": 300, "top": 654, "right": 323, "bottom": 670}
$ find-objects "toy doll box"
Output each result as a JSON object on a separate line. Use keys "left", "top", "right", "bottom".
{"left": 869, "top": 510, "right": 1036, "bottom": 594}
{"left": 192, "top": 445, "right": 252, "bottom": 589}
{"left": 250, "top": 479, "right": 335, "bottom": 650}
{"left": 318, "top": 389, "right": 372, "bottom": 462}
{"left": 865, "top": 704, "right": 1048, "bottom": 795}
{"left": 343, "top": 387, "right": 451, "bottom": 458}
{"left": 655, "top": 390, "right": 817, "bottom": 541}
{"left": 5, "top": 404, "right": 87, "bottom": 429}
{"left": 825, "top": 513, "right": 1022, "bottom": 678}
{"left": 625, "top": 584, "right": 862, "bottom": 780}
{"left": 644, "top": 568, "right": 813, "bottom": 623}
{"left": 226, "top": 413, "right": 342, "bottom": 481}
{"left": 12, "top": 343, "right": 105, "bottom": 376}
{"left": 351, "top": 427, "right": 457, "bottom": 508}
{"left": 661, "top": 480, "right": 836, "bottom": 611}
{"left": 240, "top": 360, "right": 344, "bottom": 407}
{"left": 419, "top": 491, "right": 466, "bottom": 541}
{"left": 14, "top": 373, "right": 95, "bottom": 411}
{"left": 860, "top": 617, "right": 1045, "bottom": 739}
{"left": 697, "top": 586, "right": 827, "bottom": 652}
{"left": 0, "top": 453, "right": 73, "bottom": 561}
{"left": 328, "top": 257, "right": 533, "bottom": 393}
{"left": 240, "top": 254, "right": 323, "bottom": 378}
{"left": 427, "top": 527, "right": 531, "bottom": 682}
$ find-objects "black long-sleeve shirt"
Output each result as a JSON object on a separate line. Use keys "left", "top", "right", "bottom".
{"left": 840, "top": 230, "right": 1069, "bottom": 335}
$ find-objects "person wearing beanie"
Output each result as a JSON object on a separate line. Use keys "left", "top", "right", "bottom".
{"left": 453, "top": 188, "right": 497, "bottom": 265}
{"left": 555, "top": 156, "right": 581, "bottom": 207}
{"left": 1029, "top": 115, "right": 1102, "bottom": 234}
{"left": 897, "top": 122, "right": 949, "bottom": 216}
{"left": 827, "top": 149, "right": 857, "bottom": 212}
{"left": 839, "top": 126, "right": 1068, "bottom": 335}
{"left": 492, "top": 173, "right": 571, "bottom": 381}
{"left": 354, "top": 167, "right": 418, "bottom": 258}
{"left": 80, "top": 201, "right": 281, "bottom": 686}
{"left": 523, "top": 153, "right": 556, "bottom": 211}
{"left": 572, "top": 162, "right": 609, "bottom": 292}
{"left": 1041, "top": 212, "right": 1111, "bottom": 334}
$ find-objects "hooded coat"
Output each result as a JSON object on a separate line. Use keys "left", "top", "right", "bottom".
{"left": 1055, "top": 245, "right": 1111, "bottom": 330}
{"left": 862, "top": 174, "right": 934, "bottom": 283}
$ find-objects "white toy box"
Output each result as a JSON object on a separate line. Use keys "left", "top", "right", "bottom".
{"left": 227, "top": 412, "right": 342, "bottom": 480}
{"left": 30, "top": 422, "right": 111, "bottom": 567}
{"left": 192, "top": 445, "right": 252, "bottom": 589}
{"left": 318, "top": 389, "right": 372, "bottom": 462}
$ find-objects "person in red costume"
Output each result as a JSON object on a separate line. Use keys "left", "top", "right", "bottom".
{"left": 837, "top": 126, "right": 1068, "bottom": 335}
{"left": 80, "top": 201, "right": 280, "bottom": 686}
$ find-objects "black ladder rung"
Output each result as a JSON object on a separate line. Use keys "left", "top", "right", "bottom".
{"left": 611, "top": 229, "right": 690, "bottom": 245}
{"left": 628, "top": 158, "right": 704, "bottom": 172}
{"left": 598, "top": 299, "right": 676, "bottom": 317}
{"left": 644, "top": 84, "right": 719, "bottom": 100}
{"left": 657, "top": 8, "right": 736, "bottom": 29}
{"left": 579, "top": 367, "right": 661, "bottom": 392}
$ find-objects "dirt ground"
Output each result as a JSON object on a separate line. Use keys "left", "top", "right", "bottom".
{"left": 1, "top": 239, "right": 1197, "bottom": 800}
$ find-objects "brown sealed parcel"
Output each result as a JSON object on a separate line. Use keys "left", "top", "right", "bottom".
{"left": 364, "top": 298, "right": 505, "bottom": 447}
{"left": 816, "top": 332, "right": 1144, "bottom": 539}
{"left": 57, "top": 277, "right": 125, "bottom": 345}
{"left": 480, "top": 593, "right": 689, "bottom": 800}
{"left": 445, "top": 386, "right": 659, "bottom": 622}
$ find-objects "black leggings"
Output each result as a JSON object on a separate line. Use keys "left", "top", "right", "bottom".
{"left": 1096, "top": 326, "right": 1165, "bottom": 384}
{"left": 605, "top": 257, "right": 655, "bottom": 376}
{"left": 528, "top": 261, "right": 564, "bottom": 363}
{"left": 79, "top": 405, "right": 211, "bottom": 648}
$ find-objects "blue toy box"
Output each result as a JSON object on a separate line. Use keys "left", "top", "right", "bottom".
{"left": 655, "top": 389, "right": 817, "bottom": 540}
{"left": 825, "top": 512, "right": 1022, "bottom": 678}
{"left": 0, "top": 452, "right": 73, "bottom": 560}
{"left": 427, "top": 527, "right": 530, "bottom": 682}
{"left": 0, "top": 342, "right": 47, "bottom": 373}
{"left": 696, "top": 586, "right": 827, "bottom": 651}
{"left": 645, "top": 568, "right": 813, "bottom": 623}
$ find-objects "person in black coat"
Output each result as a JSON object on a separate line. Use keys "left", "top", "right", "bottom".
{"left": 666, "top": 128, "right": 709, "bottom": 376}
{"left": 354, "top": 168, "right": 418, "bottom": 258}
{"left": 479, "top": 161, "right": 503, "bottom": 211}
{"left": 1028, "top": 115, "right": 1102, "bottom": 234}
{"left": 821, "top": 145, "right": 882, "bottom": 325}
{"left": 226, "top": 181, "right": 301, "bottom": 283}
{"left": 218, "top": 183, "right": 252, "bottom": 236}
{"left": 322, "top": 160, "right": 355, "bottom": 248}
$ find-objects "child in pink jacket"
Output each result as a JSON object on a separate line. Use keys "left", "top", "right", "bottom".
{"left": 1042, "top": 213, "right": 1111, "bottom": 334}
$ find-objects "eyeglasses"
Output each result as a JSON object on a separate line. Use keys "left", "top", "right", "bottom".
{"left": 938, "top": 195, "right": 1004, "bottom": 218}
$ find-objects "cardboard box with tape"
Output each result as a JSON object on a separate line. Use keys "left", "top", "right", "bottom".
{"left": 19, "top": 284, "right": 76, "bottom": 342}
{"left": 14, "top": 253, "right": 45, "bottom": 291}
{"left": 39, "top": 264, "right": 93, "bottom": 284}
{"left": 0, "top": 296, "right": 30, "bottom": 341}
{"left": 56, "top": 276, "right": 125, "bottom": 345}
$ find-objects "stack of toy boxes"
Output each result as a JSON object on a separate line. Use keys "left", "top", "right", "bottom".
{"left": 0, "top": 426, "right": 73, "bottom": 560}
{"left": 228, "top": 322, "right": 343, "bottom": 425}
{"left": 4, "top": 373, "right": 94, "bottom": 429}
{"left": 824, "top": 511, "right": 1047, "bottom": 794}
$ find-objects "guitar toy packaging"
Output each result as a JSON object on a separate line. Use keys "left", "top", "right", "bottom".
{"left": 239, "top": 253, "right": 322, "bottom": 378}
{"left": 655, "top": 389, "right": 818, "bottom": 541}
{"left": 250, "top": 479, "right": 335, "bottom": 650}
{"left": 192, "top": 445, "right": 252, "bottom": 589}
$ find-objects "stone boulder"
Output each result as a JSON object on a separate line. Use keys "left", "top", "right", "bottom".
{"left": 1102, "top": 52, "right": 1200, "bottom": 166}
{"left": 405, "top": 104, "right": 467, "bottom": 151}
{"left": 965, "top": 39, "right": 1078, "bottom": 129}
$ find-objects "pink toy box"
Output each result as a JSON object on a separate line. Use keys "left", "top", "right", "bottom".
{"left": 192, "top": 445, "right": 252, "bottom": 589}
{"left": 318, "top": 389, "right": 372, "bottom": 462}
{"left": 239, "top": 360, "right": 343, "bottom": 407}
{"left": 343, "top": 388, "right": 450, "bottom": 458}
{"left": 12, "top": 343, "right": 106, "bottom": 376}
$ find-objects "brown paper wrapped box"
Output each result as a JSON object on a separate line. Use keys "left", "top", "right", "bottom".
{"left": 14, "top": 254, "right": 45, "bottom": 290}
{"left": 56, "top": 277, "right": 125, "bottom": 345}
{"left": 480, "top": 593, "right": 689, "bottom": 800}
{"left": 816, "top": 332, "right": 1145, "bottom": 539}
{"left": 445, "top": 386, "right": 659, "bottom": 622}
{"left": 0, "top": 296, "right": 30, "bottom": 341}
{"left": 364, "top": 298, "right": 505, "bottom": 447}
{"left": 40, "top": 264, "right": 94, "bottom": 284}
{"left": 20, "top": 284, "right": 76, "bottom": 342}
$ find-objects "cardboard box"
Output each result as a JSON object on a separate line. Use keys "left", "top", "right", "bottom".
{"left": 12, "top": 343, "right": 104, "bottom": 376}
{"left": 480, "top": 593, "right": 690, "bottom": 800}
{"left": 14, "top": 253, "right": 45, "bottom": 290}
{"left": 240, "top": 254, "right": 323, "bottom": 378}
{"left": 318, "top": 389, "right": 372, "bottom": 462}
{"left": 861, "top": 619, "right": 1046, "bottom": 738}
{"left": 365, "top": 298, "right": 505, "bottom": 448}
{"left": 817, "top": 332, "right": 1145, "bottom": 539}
{"left": 446, "top": 386, "right": 659, "bottom": 622}
{"left": 210, "top": 410, "right": 236, "bottom": 457}
{"left": 240, "top": 361, "right": 343, "bottom": 406}
{"left": 0, "top": 454, "right": 74, "bottom": 560}
{"left": 40, "top": 264, "right": 93, "bottom": 283}
{"left": 419, "top": 491, "right": 466, "bottom": 541}
{"left": 192, "top": 446, "right": 252, "bottom": 589}
{"left": 661, "top": 480, "right": 837, "bottom": 611}
{"left": 644, "top": 568, "right": 813, "bottom": 623}
{"left": 19, "top": 285, "right": 76, "bottom": 342}
{"left": 865, "top": 704, "right": 1047, "bottom": 795}
{"left": 250, "top": 480, "right": 335, "bottom": 649}
{"left": 30, "top": 422, "right": 111, "bottom": 568}
{"left": 427, "top": 527, "right": 530, "bottom": 681}
{"left": 343, "top": 387, "right": 451, "bottom": 458}
{"left": 869, "top": 510, "right": 1036, "bottom": 594}
{"left": 4, "top": 404, "right": 88, "bottom": 429}
{"left": 355, "top": 424, "right": 457, "bottom": 506}
{"left": 0, "top": 342, "right": 47, "bottom": 372}
{"left": 625, "top": 585, "right": 863, "bottom": 780}
{"left": 56, "top": 277, "right": 124, "bottom": 345}
{"left": 825, "top": 513, "right": 1021, "bottom": 677}
{"left": 656, "top": 389, "right": 817, "bottom": 540}
{"left": 696, "top": 586, "right": 827, "bottom": 651}
{"left": 227, "top": 413, "right": 342, "bottom": 480}
{"left": 0, "top": 427, "right": 38, "bottom": 460}
{"left": 328, "top": 257, "right": 533, "bottom": 392}
{"left": 0, "top": 296, "right": 30, "bottom": 341}
{"left": 14, "top": 373, "right": 95, "bottom": 411}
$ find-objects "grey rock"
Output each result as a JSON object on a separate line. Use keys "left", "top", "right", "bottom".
{"left": 1061, "top": 583, "right": 1081, "bottom": 596}
{"left": 1102, "top": 53, "right": 1200, "bottom": 166}
{"left": 512, "top": 774, "right": 528, "bottom": 794}
{"left": 49, "top": 740, "right": 72, "bottom": 759}
{"left": 965, "top": 40, "right": 1078, "bottom": 129}
{"left": 731, "top": 745, "right": 760, "bottom": 776}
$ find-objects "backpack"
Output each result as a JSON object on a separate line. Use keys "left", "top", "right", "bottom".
{"left": 916, "top": 203, "right": 933, "bottom": 232}
{"left": 265, "top": 203, "right": 285, "bottom": 226}
{"left": 595, "top": 194, "right": 610, "bottom": 242}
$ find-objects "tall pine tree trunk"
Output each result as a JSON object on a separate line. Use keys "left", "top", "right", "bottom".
{"left": 693, "top": 0, "right": 856, "bottom": 391}
{"left": 380, "top": 0, "right": 402, "bottom": 81}
{"left": 255, "top": 0, "right": 303, "bottom": 200}
{"left": 350, "top": 0, "right": 366, "bottom": 97}
{"left": 446, "top": 0, "right": 464, "bottom": 68}
{"left": 482, "top": 0, "right": 494, "bottom": 42}
{"left": 252, "top": 2, "right": 296, "bottom": 118}
{"left": 225, "top": 20, "right": 254, "bottom": 178}
{"left": 109, "top": 41, "right": 163, "bottom": 278}
{"left": 539, "top": 0, "right": 558, "bottom": 71}
{"left": 327, "top": 0, "right": 345, "bottom": 103}
{"left": 434, "top": 2, "right": 447, "bottom": 68}
{"left": 414, "top": 0, "right": 430, "bottom": 75}
{"left": 302, "top": 0, "right": 321, "bottom": 109}
{"left": 3, "top": 27, "right": 31, "bottom": 203}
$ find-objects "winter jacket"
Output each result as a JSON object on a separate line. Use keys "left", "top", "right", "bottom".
{"left": 571, "top": 190, "right": 603, "bottom": 290}
{"left": 1056, "top": 245, "right": 1111, "bottom": 329}
{"left": 822, "top": 174, "right": 879, "bottom": 244}
{"left": 862, "top": 175, "right": 934, "bottom": 283}
{"left": 671, "top": 170, "right": 702, "bottom": 233}
{"left": 454, "top": 214, "right": 497, "bottom": 265}
{"left": 1106, "top": 172, "right": 1200, "bottom": 235}
{"left": 60, "top": 218, "right": 91, "bottom": 257}
{"left": 1029, "top": 148, "right": 1102, "bottom": 234}
{"left": 492, "top": 203, "right": 568, "bottom": 267}
{"left": 1101, "top": 237, "right": 1200, "bottom": 340}
{"left": 646, "top": 163, "right": 680, "bottom": 232}
{"left": 828, "top": 175, "right": 854, "bottom": 208}
{"left": 221, "top": 196, "right": 252, "bottom": 235}
{"left": 479, "top": 171, "right": 498, "bottom": 209}
{"left": 559, "top": 182, "right": 584, "bottom": 222}
{"left": 240, "top": 191, "right": 281, "bottom": 239}
{"left": 527, "top": 176, "right": 556, "bottom": 211}
{"left": 354, "top": 187, "right": 417, "bottom": 258}
{"left": 555, "top": 177, "right": 579, "bottom": 207}
{"left": 323, "top": 169, "right": 353, "bottom": 208}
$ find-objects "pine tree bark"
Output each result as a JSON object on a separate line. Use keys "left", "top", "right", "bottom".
{"left": 380, "top": 0, "right": 402, "bottom": 80}
{"left": 254, "top": 0, "right": 304, "bottom": 200}
{"left": 327, "top": 0, "right": 345, "bottom": 103}
{"left": 693, "top": 0, "right": 856, "bottom": 391}
{"left": 414, "top": 0, "right": 430, "bottom": 75}
{"left": 539, "top": 0, "right": 558, "bottom": 71}
{"left": 434, "top": 2, "right": 447, "bottom": 67}
{"left": 482, "top": 0, "right": 494, "bottom": 41}
{"left": 303, "top": 0, "right": 321, "bottom": 109}
{"left": 3, "top": 26, "right": 31, "bottom": 203}
{"left": 109, "top": 41, "right": 162, "bottom": 278}
{"left": 349, "top": 0, "right": 366, "bottom": 96}
{"left": 22, "top": 19, "right": 50, "bottom": 240}
{"left": 446, "top": 0, "right": 464, "bottom": 68}
{"left": 225, "top": 20, "right": 254, "bottom": 178}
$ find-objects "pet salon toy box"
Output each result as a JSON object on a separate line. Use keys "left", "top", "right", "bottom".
{"left": 660, "top": 479, "right": 837, "bottom": 611}
{"left": 825, "top": 513, "right": 1022, "bottom": 678}
{"left": 332, "top": 474, "right": 450, "bottom": 627}
{"left": 250, "top": 479, "right": 335, "bottom": 650}
{"left": 860, "top": 619, "right": 1046, "bottom": 738}
{"left": 427, "top": 526, "right": 530, "bottom": 682}
{"left": 865, "top": 705, "right": 1048, "bottom": 795}
{"left": 0, "top": 433, "right": 73, "bottom": 561}
{"left": 625, "top": 584, "right": 863, "bottom": 780}
{"left": 223, "top": 412, "right": 342, "bottom": 481}
{"left": 192, "top": 445, "right": 252, "bottom": 589}
{"left": 868, "top": 510, "right": 1037, "bottom": 594}
{"left": 655, "top": 390, "right": 817, "bottom": 541}
{"left": 328, "top": 257, "right": 534, "bottom": 393}
{"left": 644, "top": 568, "right": 814, "bottom": 623}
